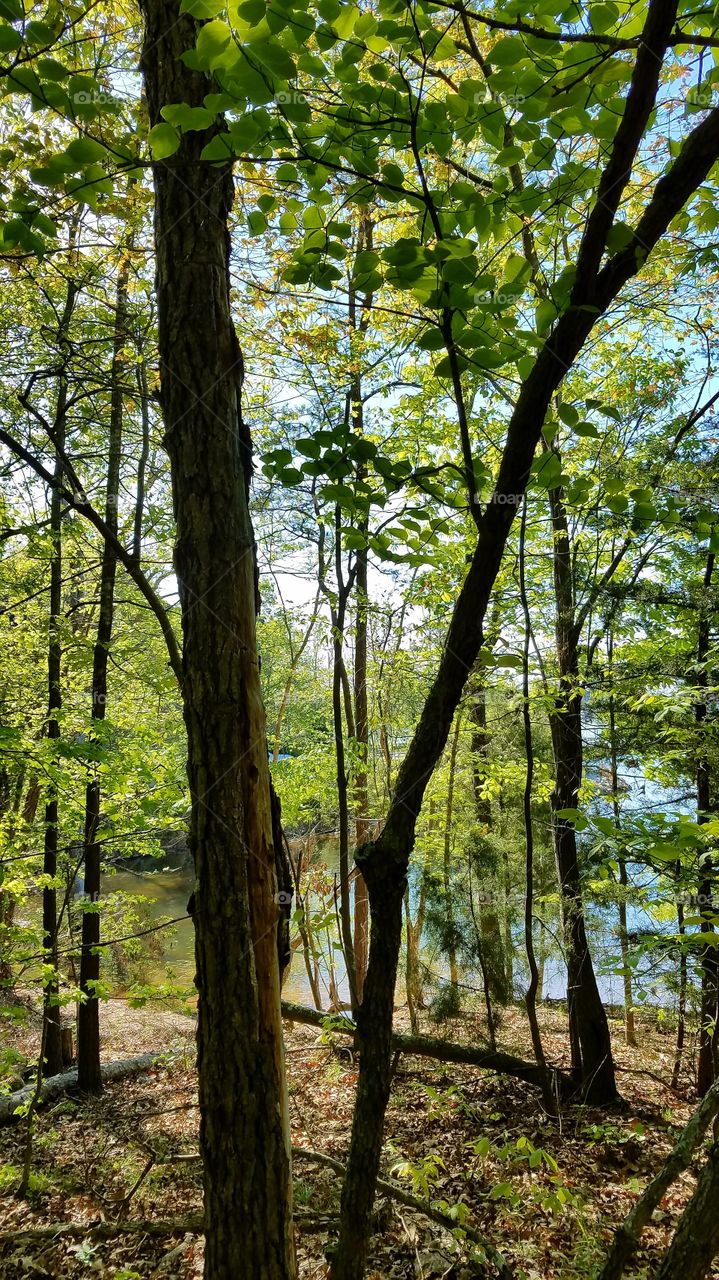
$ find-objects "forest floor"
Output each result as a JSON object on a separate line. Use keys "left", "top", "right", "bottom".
{"left": 0, "top": 997, "right": 713, "bottom": 1279}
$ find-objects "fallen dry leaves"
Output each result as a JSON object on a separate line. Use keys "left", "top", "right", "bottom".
{"left": 1, "top": 998, "right": 718, "bottom": 1278}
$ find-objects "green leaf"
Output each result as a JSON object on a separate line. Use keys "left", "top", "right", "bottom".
{"left": 196, "top": 19, "right": 234, "bottom": 66}
{"left": 253, "top": 40, "right": 296, "bottom": 81}
{"left": 148, "top": 123, "right": 181, "bottom": 159}
{"left": 490, "top": 37, "right": 527, "bottom": 67}
{"left": 36, "top": 57, "right": 70, "bottom": 81}
{"left": 589, "top": 2, "right": 619, "bottom": 33}
{"left": 277, "top": 467, "right": 304, "bottom": 486}
{"left": 161, "top": 103, "right": 215, "bottom": 131}
{"left": 25, "top": 19, "right": 58, "bottom": 45}
{"left": 247, "top": 209, "right": 267, "bottom": 234}
{"left": 495, "top": 144, "right": 523, "bottom": 167}
{"left": 0, "top": 24, "right": 22, "bottom": 52}
{"left": 199, "top": 133, "right": 234, "bottom": 161}
{"left": 63, "top": 137, "right": 107, "bottom": 166}
{"left": 557, "top": 403, "right": 578, "bottom": 427}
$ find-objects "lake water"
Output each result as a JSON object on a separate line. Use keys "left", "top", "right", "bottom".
{"left": 100, "top": 747, "right": 694, "bottom": 1013}
{"left": 106, "top": 864, "right": 332, "bottom": 1007}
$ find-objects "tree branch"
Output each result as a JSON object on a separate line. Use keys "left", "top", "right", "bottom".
{"left": 0, "top": 427, "right": 183, "bottom": 685}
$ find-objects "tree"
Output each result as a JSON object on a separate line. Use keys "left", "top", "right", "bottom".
{"left": 138, "top": 2, "right": 295, "bottom": 1275}
{"left": 76, "top": 235, "right": 129, "bottom": 1094}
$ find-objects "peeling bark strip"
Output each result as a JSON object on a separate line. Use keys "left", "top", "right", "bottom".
{"left": 139, "top": 4, "right": 295, "bottom": 1277}
{"left": 331, "top": 33, "right": 719, "bottom": 1280}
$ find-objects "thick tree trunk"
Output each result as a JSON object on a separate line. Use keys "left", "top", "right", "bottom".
{"left": 140, "top": 5, "right": 295, "bottom": 1276}
{"left": 548, "top": 479, "right": 616, "bottom": 1103}
{"left": 77, "top": 246, "right": 128, "bottom": 1094}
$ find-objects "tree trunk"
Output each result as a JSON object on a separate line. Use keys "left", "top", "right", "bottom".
{"left": 328, "top": 522, "right": 357, "bottom": 1013}
{"left": 353, "top": 538, "right": 370, "bottom": 1003}
{"left": 42, "top": 447, "right": 65, "bottom": 1080}
{"left": 653, "top": 1142, "right": 719, "bottom": 1280}
{"left": 131, "top": 356, "right": 151, "bottom": 566}
{"left": 518, "top": 497, "right": 555, "bottom": 1114}
{"left": 330, "top": 94, "right": 719, "bottom": 1272}
{"left": 598, "top": 1078, "right": 719, "bottom": 1280}
{"left": 43, "top": 273, "right": 78, "bottom": 1079}
{"left": 696, "top": 550, "right": 717, "bottom": 1096}
{"left": 404, "top": 837, "right": 430, "bottom": 1034}
{"left": 442, "top": 715, "right": 461, "bottom": 990}
{"left": 672, "top": 882, "right": 688, "bottom": 1090}
{"left": 607, "top": 633, "right": 637, "bottom": 1048}
{"left": 404, "top": 892, "right": 421, "bottom": 1036}
{"left": 348, "top": 221, "right": 373, "bottom": 1003}
{"left": 467, "top": 636, "right": 508, "bottom": 1023}
{"left": 77, "top": 243, "right": 128, "bottom": 1093}
{"left": 548, "top": 478, "right": 617, "bottom": 1103}
{"left": 139, "top": 5, "right": 295, "bottom": 1275}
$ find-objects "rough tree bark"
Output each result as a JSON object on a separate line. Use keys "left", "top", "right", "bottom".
{"left": 139, "top": 3, "right": 295, "bottom": 1276}
{"left": 331, "top": 16, "right": 719, "bottom": 1266}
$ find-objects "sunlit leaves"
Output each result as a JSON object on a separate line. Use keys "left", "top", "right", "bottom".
{"left": 161, "top": 102, "right": 216, "bottom": 132}
{"left": 148, "top": 122, "right": 181, "bottom": 159}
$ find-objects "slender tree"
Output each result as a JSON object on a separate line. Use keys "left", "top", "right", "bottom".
{"left": 38, "top": 270, "right": 79, "bottom": 1079}
{"left": 332, "top": 8, "right": 719, "bottom": 1267}
{"left": 546, "top": 469, "right": 616, "bottom": 1100}
{"left": 77, "top": 244, "right": 130, "bottom": 1093}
